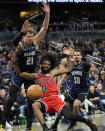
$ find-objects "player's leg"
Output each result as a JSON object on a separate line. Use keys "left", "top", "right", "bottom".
{"left": 50, "top": 114, "right": 61, "bottom": 131}
{"left": 24, "top": 81, "right": 34, "bottom": 131}
{"left": 50, "top": 93, "right": 74, "bottom": 131}
{"left": 1, "top": 81, "right": 20, "bottom": 128}
{"left": 50, "top": 95, "right": 97, "bottom": 131}
{"left": 25, "top": 98, "right": 34, "bottom": 131}
{"left": 62, "top": 93, "right": 74, "bottom": 125}
{"left": 73, "top": 99, "right": 81, "bottom": 114}
{"left": 32, "top": 101, "right": 49, "bottom": 131}
{"left": 68, "top": 93, "right": 87, "bottom": 130}
{"left": 73, "top": 93, "right": 86, "bottom": 114}
{"left": 60, "top": 105, "right": 97, "bottom": 131}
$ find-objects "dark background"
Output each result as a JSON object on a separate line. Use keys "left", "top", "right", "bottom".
{"left": 0, "top": 1, "right": 105, "bottom": 30}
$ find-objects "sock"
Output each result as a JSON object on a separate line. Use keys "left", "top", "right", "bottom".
{"left": 53, "top": 115, "right": 61, "bottom": 126}
{"left": 60, "top": 105, "right": 91, "bottom": 125}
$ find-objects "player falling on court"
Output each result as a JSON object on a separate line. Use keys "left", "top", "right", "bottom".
{"left": 1, "top": 2, "right": 50, "bottom": 131}
{"left": 17, "top": 50, "right": 97, "bottom": 131}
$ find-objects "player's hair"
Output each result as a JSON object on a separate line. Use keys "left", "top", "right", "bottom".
{"left": 74, "top": 49, "right": 82, "bottom": 55}
{"left": 40, "top": 52, "right": 59, "bottom": 70}
{"left": 23, "top": 27, "right": 35, "bottom": 35}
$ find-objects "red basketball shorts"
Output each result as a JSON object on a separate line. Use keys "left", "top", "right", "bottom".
{"left": 42, "top": 95, "right": 64, "bottom": 114}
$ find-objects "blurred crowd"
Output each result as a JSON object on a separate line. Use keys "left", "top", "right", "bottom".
{"left": 0, "top": 31, "right": 105, "bottom": 126}
{"left": 0, "top": 22, "right": 104, "bottom": 34}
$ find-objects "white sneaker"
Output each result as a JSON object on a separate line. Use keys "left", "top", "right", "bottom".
{"left": 6, "top": 121, "right": 12, "bottom": 128}
{"left": 48, "top": 116, "right": 52, "bottom": 121}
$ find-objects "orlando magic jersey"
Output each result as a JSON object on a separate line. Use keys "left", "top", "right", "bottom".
{"left": 16, "top": 40, "right": 38, "bottom": 73}
{"left": 67, "top": 61, "right": 90, "bottom": 89}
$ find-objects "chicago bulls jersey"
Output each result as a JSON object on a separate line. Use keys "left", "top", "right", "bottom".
{"left": 36, "top": 73, "right": 58, "bottom": 99}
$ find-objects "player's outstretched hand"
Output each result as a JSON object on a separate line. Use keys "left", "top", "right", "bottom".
{"left": 21, "top": 20, "right": 30, "bottom": 33}
{"left": 63, "top": 47, "right": 70, "bottom": 56}
{"left": 16, "top": 42, "right": 23, "bottom": 52}
{"left": 41, "top": 2, "right": 50, "bottom": 14}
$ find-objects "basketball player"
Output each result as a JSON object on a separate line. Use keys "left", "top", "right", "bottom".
{"left": 18, "top": 51, "right": 97, "bottom": 131}
{"left": 1, "top": 2, "right": 50, "bottom": 131}
{"left": 51, "top": 49, "right": 98, "bottom": 131}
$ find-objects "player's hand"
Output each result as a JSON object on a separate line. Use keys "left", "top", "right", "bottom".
{"left": 16, "top": 42, "right": 23, "bottom": 52}
{"left": 21, "top": 20, "right": 30, "bottom": 33}
{"left": 11, "top": 106, "right": 15, "bottom": 111}
{"left": 41, "top": 2, "right": 50, "bottom": 14}
{"left": 63, "top": 47, "right": 70, "bottom": 56}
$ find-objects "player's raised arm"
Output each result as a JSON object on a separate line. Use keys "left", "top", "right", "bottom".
{"left": 12, "top": 20, "right": 30, "bottom": 47}
{"left": 33, "top": 2, "right": 50, "bottom": 46}
{"left": 51, "top": 48, "right": 72, "bottom": 77}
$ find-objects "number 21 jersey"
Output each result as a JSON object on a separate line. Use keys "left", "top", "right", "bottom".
{"left": 16, "top": 41, "right": 38, "bottom": 73}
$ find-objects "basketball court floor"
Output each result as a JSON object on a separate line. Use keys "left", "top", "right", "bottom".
{"left": 0, "top": 114, "right": 105, "bottom": 131}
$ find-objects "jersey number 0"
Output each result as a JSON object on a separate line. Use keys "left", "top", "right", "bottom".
{"left": 42, "top": 85, "right": 47, "bottom": 93}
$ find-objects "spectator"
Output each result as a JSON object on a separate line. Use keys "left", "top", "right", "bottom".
{"left": 87, "top": 85, "right": 105, "bottom": 112}
{"left": 16, "top": 88, "right": 27, "bottom": 116}
{"left": 0, "top": 88, "right": 7, "bottom": 124}
{"left": 96, "top": 83, "right": 105, "bottom": 105}
{"left": 93, "top": 75, "right": 101, "bottom": 85}
{"left": 100, "top": 71, "right": 105, "bottom": 90}
{"left": 80, "top": 98, "right": 96, "bottom": 115}
{"left": 93, "top": 48, "right": 100, "bottom": 57}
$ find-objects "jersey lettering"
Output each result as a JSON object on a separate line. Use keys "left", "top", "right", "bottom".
{"left": 67, "top": 61, "right": 89, "bottom": 88}
{"left": 37, "top": 73, "right": 58, "bottom": 98}
{"left": 42, "top": 85, "right": 47, "bottom": 93}
{"left": 26, "top": 57, "right": 34, "bottom": 65}
{"left": 74, "top": 76, "right": 80, "bottom": 84}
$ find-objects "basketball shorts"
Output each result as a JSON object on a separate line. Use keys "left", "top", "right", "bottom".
{"left": 40, "top": 95, "right": 65, "bottom": 114}
{"left": 65, "top": 88, "right": 88, "bottom": 104}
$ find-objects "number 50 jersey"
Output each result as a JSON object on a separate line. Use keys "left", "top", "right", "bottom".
{"left": 16, "top": 41, "right": 38, "bottom": 73}
{"left": 67, "top": 61, "right": 90, "bottom": 89}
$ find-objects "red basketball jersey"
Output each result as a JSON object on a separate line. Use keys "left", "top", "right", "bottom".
{"left": 36, "top": 73, "right": 58, "bottom": 99}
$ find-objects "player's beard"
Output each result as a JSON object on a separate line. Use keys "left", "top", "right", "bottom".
{"left": 75, "top": 58, "right": 81, "bottom": 65}
{"left": 41, "top": 67, "right": 51, "bottom": 74}
{"left": 75, "top": 59, "right": 79, "bottom": 63}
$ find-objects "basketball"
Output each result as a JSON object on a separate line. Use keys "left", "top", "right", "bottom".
{"left": 27, "top": 84, "right": 43, "bottom": 100}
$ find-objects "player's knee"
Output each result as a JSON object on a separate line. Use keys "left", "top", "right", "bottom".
{"left": 73, "top": 101, "right": 81, "bottom": 108}
{"left": 60, "top": 105, "right": 72, "bottom": 120}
